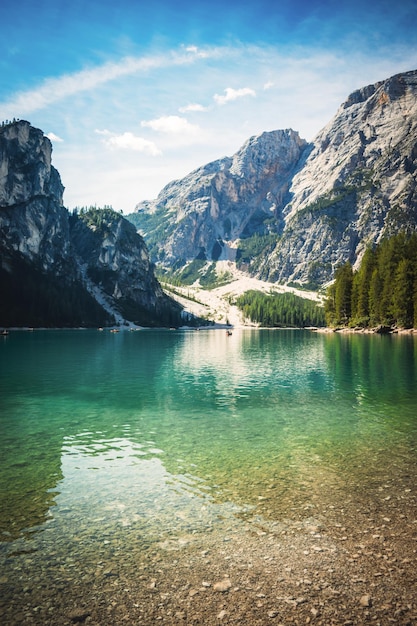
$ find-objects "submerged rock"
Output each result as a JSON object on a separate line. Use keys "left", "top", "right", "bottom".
{"left": 213, "top": 579, "right": 232, "bottom": 592}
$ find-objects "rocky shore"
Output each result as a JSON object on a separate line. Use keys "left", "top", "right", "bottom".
{"left": 1, "top": 464, "right": 416, "bottom": 626}
{"left": 314, "top": 326, "right": 417, "bottom": 335}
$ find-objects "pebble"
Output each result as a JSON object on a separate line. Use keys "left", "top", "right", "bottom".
{"left": 360, "top": 594, "right": 372, "bottom": 607}
{"left": 68, "top": 608, "right": 91, "bottom": 623}
{"left": 213, "top": 579, "right": 232, "bottom": 592}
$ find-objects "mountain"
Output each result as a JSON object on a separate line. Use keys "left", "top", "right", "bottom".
{"left": 263, "top": 69, "right": 417, "bottom": 285}
{"left": 0, "top": 120, "right": 182, "bottom": 327}
{"left": 130, "top": 129, "right": 307, "bottom": 266}
{"left": 128, "top": 69, "right": 417, "bottom": 287}
{"left": 69, "top": 207, "right": 180, "bottom": 326}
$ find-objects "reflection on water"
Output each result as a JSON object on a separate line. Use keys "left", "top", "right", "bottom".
{"left": 0, "top": 329, "right": 416, "bottom": 549}
{"left": 55, "top": 436, "right": 243, "bottom": 542}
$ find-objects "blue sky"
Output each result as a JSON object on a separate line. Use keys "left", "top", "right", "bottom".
{"left": 1, "top": 0, "right": 417, "bottom": 213}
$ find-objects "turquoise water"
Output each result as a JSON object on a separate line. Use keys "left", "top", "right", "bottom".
{"left": 1, "top": 328, "right": 417, "bottom": 554}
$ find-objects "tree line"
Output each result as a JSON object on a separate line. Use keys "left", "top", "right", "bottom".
{"left": 0, "top": 253, "right": 112, "bottom": 328}
{"left": 1, "top": 118, "right": 20, "bottom": 128}
{"left": 324, "top": 232, "right": 417, "bottom": 328}
{"left": 235, "top": 290, "right": 325, "bottom": 328}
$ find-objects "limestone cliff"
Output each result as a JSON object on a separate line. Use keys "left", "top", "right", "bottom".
{"left": 0, "top": 120, "right": 72, "bottom": 273}
{"left": 129, "top": 69, "right": 417, "bottom": 287}
{"left": 0, "top": 120, "right": 181, "bottom": 327}
{"left": 262, "top": 69, "right": 417, "bottom": 284}
{"left": 131, "top": 129, "right": 307, "bottom": 265}
{"left": 69, "top": 208, "right": 176, "bottom": 326}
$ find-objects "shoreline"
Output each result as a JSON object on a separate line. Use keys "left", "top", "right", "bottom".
{"left": 2, "top": 462, "right": 416, "bottom": 625}
{"left": 2, "top": 323, "right": 417, "bottom": 334}
{"left": 314, "top": 326, "right": 417, "bottom": 335}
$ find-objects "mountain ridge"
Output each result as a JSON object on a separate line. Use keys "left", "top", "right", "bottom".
{"left": 132, "top": 129, "right": 307, "bottom": 265}
{"left": 128, "top": 68, "right": 417, "bottom": 287}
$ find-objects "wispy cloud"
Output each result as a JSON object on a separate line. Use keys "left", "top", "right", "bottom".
{"left": 141, "top": 115, "right": 200, "bottom": 135}
{"left": 179, "top": 103, "right": 208, "bottom": 113}
{"left": 96, "top": 129, "right": 161, "bottom": 155}
{"left": 0, "top": 47, "right": 216, "bottom": 119}
{"left": 214, "top": 87, "right": 256, "bottom": 105}
{"left": 184, "top": 45, "right": 214, "bottom": 59}
{"left": 46, "top": 132, "right": 64, "bottom": 142}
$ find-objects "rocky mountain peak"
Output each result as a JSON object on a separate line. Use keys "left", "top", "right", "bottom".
{"left": 342, "top": 71, "right": 411, "bottom": 111}
{"left": 229, "top": 129, "right": 305, "bottom": 177}
{"left": 0, "top": 119, "right": 64, "bottom": 207}
{"left": 128, "top": 69, "right": 417, "bottom": 288}
{"left": 261, "top": 69, "right": 417, "bottom": 284}
{"left": 132, "top": 128, "right": 308, "bottom": 265}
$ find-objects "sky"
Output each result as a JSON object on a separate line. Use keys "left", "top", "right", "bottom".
{"left": 1, "top": 0, "right": 417, "bottom": 213}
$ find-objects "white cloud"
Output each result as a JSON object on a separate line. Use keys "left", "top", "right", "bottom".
{"left": 11, "top": 42, "right": 417, "bottom": 213}
{"left": 184, "top": 45, "right": 212, "bottom": 59}
{"left": 0, "top": 47, "right": 217, "bottom": 119}
{"left": 46, "top": 132, "right": 64, "bottom": 142}
{"left": 141, "top": 115, "right": 200, "bottom": 135}
{"left": 179, "top": 103, "right": 208, "bottom": 113}
{"left": 214, "top": 87, "right": 257, "bottom": 105}
{"left": 96, "top": 129, "right": 161, "bottom": 155}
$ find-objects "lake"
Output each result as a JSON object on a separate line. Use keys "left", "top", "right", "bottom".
{"left": 1, "top": 329, "right": 417, "bottom": 624}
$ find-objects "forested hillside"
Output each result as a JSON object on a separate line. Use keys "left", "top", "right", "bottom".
{"left": 324, "top": 233, "right": 417, "bottom": 328}
{"left": 235, "top": 290, "right": 325, "bottom": 328}
{"left": 0, "top": 253, "right": 112, "bottom": 327}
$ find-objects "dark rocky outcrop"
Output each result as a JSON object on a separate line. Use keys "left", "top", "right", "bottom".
{"left": 69, "top": 208, "right": 180, "bottom": 326}
{"left": 0, "top": 120, "right": 181, "bottom": 327}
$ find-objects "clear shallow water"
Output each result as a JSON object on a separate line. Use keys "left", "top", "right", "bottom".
{"left": 1, "top": 328, "right": 417, "bottom": 555}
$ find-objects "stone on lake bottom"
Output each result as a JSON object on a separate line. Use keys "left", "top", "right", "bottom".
{"left": 213, "top": 579, "right": 232, "bottom": 592}
{"left": 360, "top": 594, "right": 372, "bottom": 607}
{"left": 68, "top": 608, "right": 91, "bottom": 623}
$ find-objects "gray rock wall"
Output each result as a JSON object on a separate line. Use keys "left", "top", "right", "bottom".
{"left": 0, "top": 121, "right": 179, "bottom": 326}
{"left": 131, "top": 69, "right": 417, "bottom": 286}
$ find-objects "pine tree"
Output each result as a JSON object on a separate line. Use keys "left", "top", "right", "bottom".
{"left": 393, "top": 258, "right": 414, "bottom": 327}
{"left": 378, "top": 233, "right": 407, "bottom": 324}
{"left": 353, "top": 247, "right": 376, "bottom": 324}
{"left": 334, "top": 262, "right": 353, "bottom": 325}
{"left": 324, "top": 282, "right": 336, "bottom": 326}
{"left": 368, "top": 267, "right": 383, "bottom": 326}
{"left": 414, "top": 274, "right": 417, "bottom": 329}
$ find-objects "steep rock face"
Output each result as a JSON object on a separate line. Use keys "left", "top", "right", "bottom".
{"left": 70, "top": 209, "right": 171, "bottom": 323}
{"left": 0, "top": 121, "right": 72, "bottom": 272}
{"left": 0, "top": 121, "right": 180, "bottom": 327}
{"left": 0, "top": 120, "right": 64, "bottom": 207}
{"left": 262, "top": 70, "right": 417, "bottom": 284}
{"left": 130, "top": 69, "right": 417, "bottom": 286}
{"left": 133, "top": 129, "right": 307, "bottom": 264}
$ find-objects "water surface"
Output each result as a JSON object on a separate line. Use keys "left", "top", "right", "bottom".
{"left": 1, "top": 329, "right": 416, "bottom": 585}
